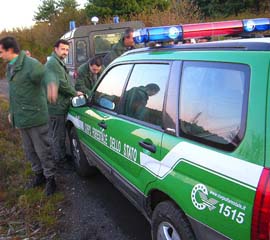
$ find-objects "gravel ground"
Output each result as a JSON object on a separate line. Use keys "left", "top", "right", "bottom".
{"left": 56, "top": 168, "right": 151, "bottom": 240}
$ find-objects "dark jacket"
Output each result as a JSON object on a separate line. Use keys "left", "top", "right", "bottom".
{"left": 7, "top": 51, "right": 48, "bottom": 129}
{"left": 124, "top": 86, "right": 149, "bottom": 120}
{"left": 44, "top": 52, "right": 76, "bottom": 115}
{"left": 75, "top": 61, "right": 103, "bottom": 96}
{"left": 103, "top": 38, "right": 135, "bottom": 67}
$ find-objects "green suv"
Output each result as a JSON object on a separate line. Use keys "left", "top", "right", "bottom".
{"left": 66, "top": 18, "right": 270, "bottom": 240}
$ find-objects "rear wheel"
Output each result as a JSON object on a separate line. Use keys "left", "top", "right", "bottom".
{"left": 152, "top": 201, "right": 196, "bottom": 240}
{"left": 69, "top": 127, "right": 96, "bottom": 177}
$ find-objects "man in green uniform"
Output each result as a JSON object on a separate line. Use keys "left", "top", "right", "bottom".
{"left": 103, "top": 27, "right": 136, "bottom": 67}
{"left": 75, "top": 56, "right": 103, "bottom": 97}
{"left": 0, "top": 36, "right": 56, "bottom": 196}
{"left": 44, "top": 39, "right": 83, "bottom": 168}
{"left": 124, "top": 83, "right": 160, "bottom": 121}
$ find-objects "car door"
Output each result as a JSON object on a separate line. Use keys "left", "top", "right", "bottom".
{"left": 75, "top": 64, "right": 133, "bottom": 171}
{"left": 106, "top": 63, "right": 170, "bottom": 192}
{"left": 91, "top": 63, "right": 170, "bottom": 195}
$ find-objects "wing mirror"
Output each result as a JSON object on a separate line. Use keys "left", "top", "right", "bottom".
{"left": 98, "top": 97, "right": 115, "bottom": 110}
{"left": 71, "top": 95, "right": 87, "bottom": 107}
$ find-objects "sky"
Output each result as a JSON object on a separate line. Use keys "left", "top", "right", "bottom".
{"left": 0, "top": 0, "right": 87, "bottom": 31}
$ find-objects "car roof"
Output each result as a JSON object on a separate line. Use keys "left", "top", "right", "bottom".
{"left": 61, "top": 21, "right": 144, "bottom": 39}
{"left": 121, "top": 37, "right": 270, "bottom": 59}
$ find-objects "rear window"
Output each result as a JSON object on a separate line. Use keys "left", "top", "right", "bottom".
{"left": 179, "top": 61, "right": 250, "bottom": 151}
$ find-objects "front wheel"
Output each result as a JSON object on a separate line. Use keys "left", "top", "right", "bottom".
{"left": 69, "top": 127, "right": 96, "bottom": 177}
{"left": 152, "top": 201, "right": 196, "bottom": 240}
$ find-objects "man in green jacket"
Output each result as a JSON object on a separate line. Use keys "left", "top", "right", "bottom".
{"left": 44, "top": 39, "right": 82, "bottom": 168}
{"left": 75, "top": 56, "right": 103, "bottom": 97}
{"left": 103, "top": 27, "right": 136, "bottom": 67}
{"left": 0, "top": 36, "right": 56, "bottom": 196}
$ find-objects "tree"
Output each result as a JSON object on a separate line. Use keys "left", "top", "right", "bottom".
{"left": 34, "top": 0, "right": 80, "bottom": 22}
{"left": 85, "top": 0, "right": 169, "bottom": 20}
{"left": 57, "top": 0, "right": 79, "bottom": 11}
{"left": 131, "top": 0, "right": 202, "bottom": 27}
{"left": 223, "top": 0, "right": 249, "bottom": 16}
{"left": 193, "top": 0, "right": 251, "bottom": 18}
{"left": 34, "top": 0, "right": 57, "bottom": 22}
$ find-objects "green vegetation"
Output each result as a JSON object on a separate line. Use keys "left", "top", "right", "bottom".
{"left": 85, "top": 0, "right": 170, "bottom": 19}
{"left": 194, "top": 0, "right": 268, "bottom": 18}
{"left": 0, "top": 98, "right": 64, "bottom": 239}
{"left": 34, "top": 0, "right": 80, "bottom": 22}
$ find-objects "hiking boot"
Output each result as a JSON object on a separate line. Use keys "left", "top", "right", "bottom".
{"left": 26, "top": 173, "right": 46, "bottom": 189}
{"left": 45, "top": 176, "right": 56, "bottom": 196}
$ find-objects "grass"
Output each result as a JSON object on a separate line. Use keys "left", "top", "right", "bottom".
{"left": 0, "top": 97, "right": 64, "bottom": 239}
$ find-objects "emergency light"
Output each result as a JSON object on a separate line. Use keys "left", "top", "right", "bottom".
{"left": 133, "top": 18, "right": 270, "bottom": 44}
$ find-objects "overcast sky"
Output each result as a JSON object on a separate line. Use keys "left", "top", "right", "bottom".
{"left": 0, "top": 0, "right": 87, "bottom": 31}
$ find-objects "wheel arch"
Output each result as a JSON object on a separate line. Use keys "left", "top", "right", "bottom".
{"left": 146, "top": 189, "right": 181, "bottom": 217}
{"left": 66, "top": 119, "right": 75, "bottom": 133}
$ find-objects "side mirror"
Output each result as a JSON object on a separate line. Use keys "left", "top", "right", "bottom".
{"left": 71, "top": 95, "right": 87, "bottom": 107}
{"left": 98, "top": 97, "right": 115, "bottom": 110}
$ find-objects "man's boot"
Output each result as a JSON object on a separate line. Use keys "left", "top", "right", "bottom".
{"left": 26, "top": 172, "right": 46, "bottom": 189}
{"left": 45, "top": 176, "right": 56, "bottom": 196}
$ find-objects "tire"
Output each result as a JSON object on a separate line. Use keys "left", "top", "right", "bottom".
{"left": 69, "top": 127, "right": 96, "bottom": 177}
{"left": 152, "top": 201, "right": 196, "bottom": 240}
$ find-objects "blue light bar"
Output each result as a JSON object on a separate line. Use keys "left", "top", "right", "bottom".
{"left": 133, "top": 26, "right": 183, "bottom": 44}
{"left": 243, "top": 18, "right": 270, "bottom": 32}
{"left": 133, "top": 18, "right": 270, "bottom": 45}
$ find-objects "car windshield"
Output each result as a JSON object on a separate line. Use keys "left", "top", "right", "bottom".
{"left": 94, "top": 33, "right": 122, "bottom": 54}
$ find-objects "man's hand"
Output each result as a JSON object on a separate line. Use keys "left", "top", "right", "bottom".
{"left": 76, "top": 91, "right": 84, "bottom": 96}
{"left": 47, "top": 82, "right": 58, "bottom": 103}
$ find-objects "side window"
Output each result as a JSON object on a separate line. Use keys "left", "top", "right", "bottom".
{"left": 179, "top": 61, "right": 249, "bottom": 151}
{"left": 76, "top": 40, "right": 87, "bottom": 63}
{"left": 65, "top": 41, "right": 73, "bottom": 64}
{"left": 93, "top": 64, "right": 133, "bottom": 112}
{"left": 123, "top": 64, "right": 169, "bottom": 126}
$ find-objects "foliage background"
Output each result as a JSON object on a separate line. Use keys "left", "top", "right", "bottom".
{"left": 0, "top": 0, "right": 269, "bottom": 77}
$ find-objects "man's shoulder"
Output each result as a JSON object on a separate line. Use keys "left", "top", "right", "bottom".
{"left": 45, "top": 56, "right": 61, "bottom": 71}
{"left": 134, "top": 86, "right": 148, "bottom": 97}
{"left": 113, "top": 39, "right": 125, "bottom": 50}
{"left": 28, "top": 56, "right": 42, "bottom": 65}
{"left": 46, "top": 55, "right": 58, "bottom": 65}
{"left": 22, "top": 56, "right": 43, "bottom": 71}
{"left": 78, "top": 62, "right": 89, "bottom": 72}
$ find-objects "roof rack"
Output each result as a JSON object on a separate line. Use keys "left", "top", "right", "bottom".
{"left": 133, "top": 18, "right": 270, "bottom": 44}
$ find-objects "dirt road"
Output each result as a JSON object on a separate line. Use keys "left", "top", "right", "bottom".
{"left": 57, "top": 170, "right": 151, "bottom": 240}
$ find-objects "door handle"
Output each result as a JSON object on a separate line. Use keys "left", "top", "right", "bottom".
{"left": 139, "top": 141, "right": 156, "bottom": 153}
{"left": 98, "top": 121, "right": 107, "bottom": 129}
